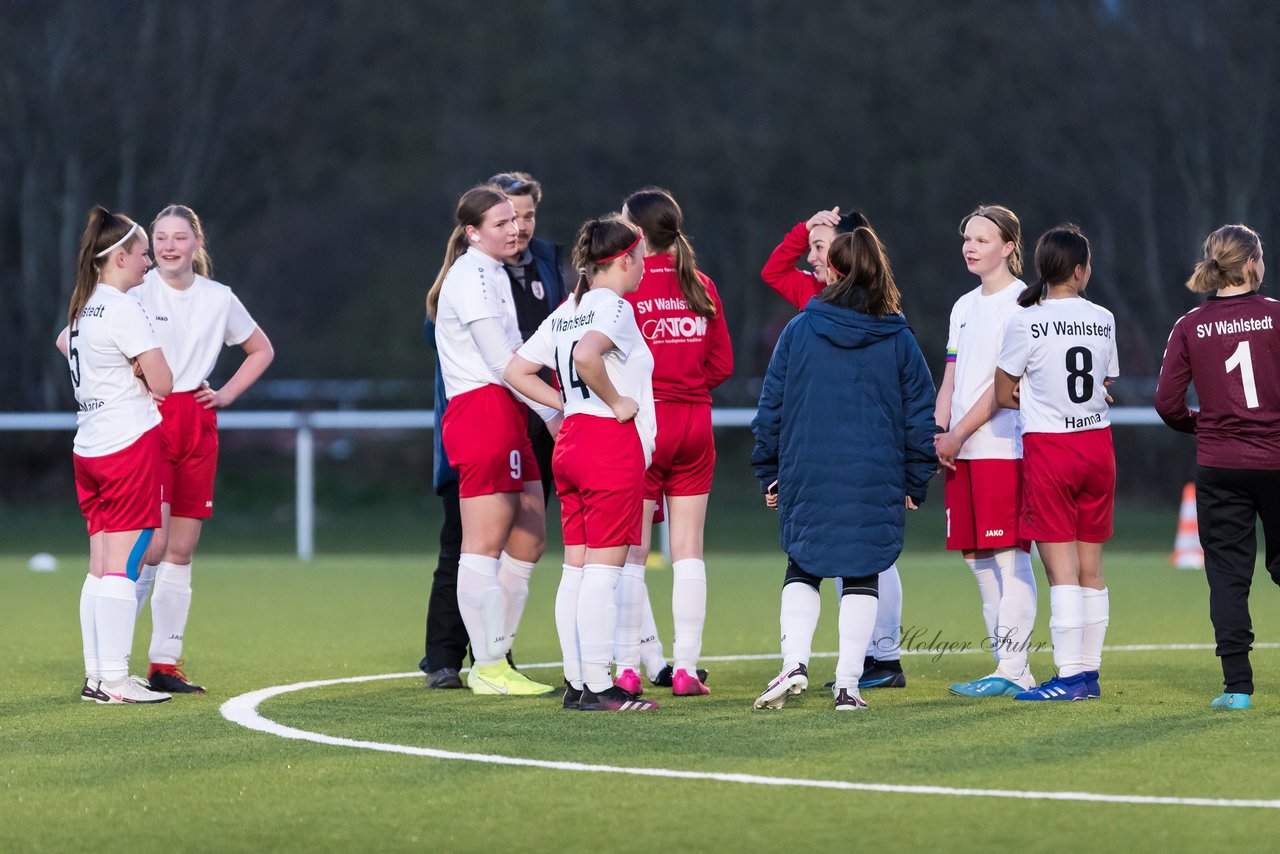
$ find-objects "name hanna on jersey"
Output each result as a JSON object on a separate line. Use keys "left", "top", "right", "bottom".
{"left": 1065, "top": 412, "right": 1103, "bottom": 430}
{"left": 1029, "top": 320, "right": 1113, "bottom": 339}
{"left": 1195, "top": 315, "right": 1275, "bottom": 338}
{"left": 551, "top": 311, "right": 595, "bottom": 333}
{"left": 634, "top": 296, "right": 688, "bottom": 315}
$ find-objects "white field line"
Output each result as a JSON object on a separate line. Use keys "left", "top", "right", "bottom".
{"left": 220, "top": 643, "right": 1280, "bottom": 811}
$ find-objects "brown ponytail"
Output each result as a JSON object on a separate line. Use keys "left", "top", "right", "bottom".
{"left": 152, "top": 204, "right": 213, "bottom": 277}
{"left": 68, "top": 206, "right": 142, "bottom": 328}
{"left": 1020, "top": 224, "right": 1091, "bottom": 308}
{"left": 1186, "top": 224, "right": 1262, "bottom": 293}
{"left": 569, "top": 216, "right": 643, "bottom": 306}
{"left": 623, "top": 187, "right": 716, "bottom": 318}
{"left": 821, "top": 227, "right": 902, "bottom": 317}
{"left": 426, "top": 184, "right": 509, "bottom": 320}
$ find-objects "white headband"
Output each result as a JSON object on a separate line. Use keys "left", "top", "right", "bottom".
{"left": 94, "top": 223, "right": 140, "bottom": 258}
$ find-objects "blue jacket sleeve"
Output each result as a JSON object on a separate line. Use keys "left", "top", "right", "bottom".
{"left": 898, "top": 330, "right": 939, "bottom": 503}
{"left": 751, "top": 322, "right": 792, "bottom": 492}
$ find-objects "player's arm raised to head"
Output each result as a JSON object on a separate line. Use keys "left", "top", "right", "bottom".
{"left": 134, "top": 347, "right": 173, "bottom": 397}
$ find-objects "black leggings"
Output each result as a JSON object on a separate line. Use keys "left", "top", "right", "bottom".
{"left": 783, "top": 557, "right": 879, "bottom": 598}
{"left": 1197, "top": 465, "right": 1280, "bottom": 694}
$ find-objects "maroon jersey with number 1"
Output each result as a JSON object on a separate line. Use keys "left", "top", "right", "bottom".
{"left": 1155, "top": 292, "right": 1280, "bottom": 469}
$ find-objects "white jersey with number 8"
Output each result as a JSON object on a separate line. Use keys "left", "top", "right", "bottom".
{"left": 518, "top": 287, "right": 656, "bottom": 465}
{"left": 998, "top": 296, "right": 1119, "bottom": 435}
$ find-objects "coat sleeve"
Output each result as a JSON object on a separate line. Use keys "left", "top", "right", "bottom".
{"left": 760, "top": 222, "right": 821, "bottom": 311}
{"left": 751, "top": 321, "right": 793, "bottom": 491}
{"left": 1154, "top": 316, "right": 1197, "bottom": 434}
{"left": 898, "top": 330, "right": 939, "bottom": 503}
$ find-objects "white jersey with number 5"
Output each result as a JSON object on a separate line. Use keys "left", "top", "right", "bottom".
{"left": 519, "top": 287, "right": 656, "bottom": 465}
{"left": 998, "top": 296, "right": 1119, "bottom": 435}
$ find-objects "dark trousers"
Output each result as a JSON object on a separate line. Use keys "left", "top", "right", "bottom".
{"left": 1197, "top": 465, "right": 1280, "bottom": 694}
{"left": 420, "top": 415, "right": 556, "bottom": 673}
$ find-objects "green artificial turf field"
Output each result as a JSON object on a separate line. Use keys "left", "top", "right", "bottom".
{"left": 5, "top": 548, "right": 1280, "bottom": 852}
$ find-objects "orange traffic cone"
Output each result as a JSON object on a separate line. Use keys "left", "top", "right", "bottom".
{"left": 1172, "top": 482, "right": 1204, "bottom": 570}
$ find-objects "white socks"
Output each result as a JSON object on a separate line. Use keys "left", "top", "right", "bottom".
{"left": 834, "top": 593, "right": 878, "bottom": 688}
{"left": 149, "top": 562, "right": 192, "bottom": 665}
{"left": 1049, "top": 584, "right": 1085, "bottom": 677}
{"left": 966, "top": 554, "right": 1001, "bottom": 664}
{"left": 613, "top": 563, "right": 647, "bottom": 674}
{"left": 992, "top": 548, "right": 1038, "bottom": 681}
{"left": 866, "top": 564, "right": 902, "bottom": 662}
{"left": 80, "top": 574, "right": 100, "bottom": 679}
{"left": 578, "top": 564, "right": 622, "bottom": 693}
{"left": 135, "top": 563, "right": 158, "bottom": 618}
{"left": 95, "top": 574, "right": 138, "bottom": 682}
{"left": 457, "top": 553, "right": 505, "bottom": 666}
{"left": 638, "top": 589, "right": 667, "bottom": 680}
{"left": 1081, "top": 587, "right": 1109, "bottom": 672}
{"left": 496, "top": 552, "right": 534, "bottom": 657}
{"left": 780, "top": 581, "right": 821, "bottom": 670}
{"left": 671, "top": 558, "right": 706, "bottom": 673}
{"left": 555, "top": 564, "right": 584, "bottom": 688}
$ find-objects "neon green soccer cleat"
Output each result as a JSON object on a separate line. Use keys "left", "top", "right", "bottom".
{"left": 467, "top": 663, "right": 555, "bottom": 696}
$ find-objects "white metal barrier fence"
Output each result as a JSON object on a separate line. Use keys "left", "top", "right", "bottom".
{"left": 0, "top": 407, "right": 1163, "bottom": 560}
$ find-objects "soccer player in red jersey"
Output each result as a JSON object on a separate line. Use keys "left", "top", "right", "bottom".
{"left": 607, "top": 188, "right": 732, "bottom": 698}
{"left": 996, "top": 225, "right": 1118, "bottom": 702}
{"left": 1155, "top": 224, "right": 1280, "bottom": 710}
{"left": 760, "top": 206, "right": 870, "bottom": 310}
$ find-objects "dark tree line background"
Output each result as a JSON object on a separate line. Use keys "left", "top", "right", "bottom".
{"left": 3, "top": 0, "right": 1277, "bottom": 501}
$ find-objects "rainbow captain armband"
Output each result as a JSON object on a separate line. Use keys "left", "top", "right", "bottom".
{"left": 126, "top": 529, "right": 154, "bottom": 582}
{"left": 946, "top": 347, "right": 958, "bottom": 363}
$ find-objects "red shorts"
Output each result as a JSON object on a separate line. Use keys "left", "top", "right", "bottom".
{"left": 442, "top": 384, "right": 540, "bottom": 499}
{"left": 74, "top": 427, "right": 162, "bottom": 535}
{"left": 553, "top": 415, "right": 645, "bottom": 548}
{"left": 157, "top": 391, "right": 219, "bottom": 518}
{"left": 944, "top": 458, "right": 1029, "bottom": 551}
{"left": 643, "top": 401, "right": 716, "bottom": 501}
{"left": 1020, "top": 428, "right": 1115, "bottom": 543}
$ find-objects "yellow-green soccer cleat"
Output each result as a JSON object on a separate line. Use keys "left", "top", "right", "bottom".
{"left": 467, "top": 663, "right": 555, "bottom": 696}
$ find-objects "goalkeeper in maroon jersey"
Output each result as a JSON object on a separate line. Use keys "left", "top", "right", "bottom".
{"left": 1155, "top": 224, "right": 1280, "bottom": 711}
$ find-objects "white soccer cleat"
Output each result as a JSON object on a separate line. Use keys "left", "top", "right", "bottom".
{"left": 95, "top": 676, "right": 172, "bottom": 704}
{"left": 754, "top": 663, "right": 809, "bottom": 710}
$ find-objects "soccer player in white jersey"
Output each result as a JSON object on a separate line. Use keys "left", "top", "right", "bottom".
{"left": 996, "top": 225, "right": 1118, "bottom": 702}
{"left": 937, "top": 204, "right": 1041, "bottom": 698}
{"left": 59, "top": 207, "right": 174, "bottom": 704}
{"left": 505, "top": 216, "right": 660, "bottom": 712}
{"left": 125, "top": 205, "right": 274, "bottom": 695}
{"left": 426, "top": 184, "right": 558, "bottom": 697}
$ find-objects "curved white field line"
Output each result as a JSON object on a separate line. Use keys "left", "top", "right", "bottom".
{"left": 221, "top": 644, "right": 1280, "bottom": 810}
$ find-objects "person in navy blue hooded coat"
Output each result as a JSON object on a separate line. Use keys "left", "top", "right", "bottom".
{"left": 751, "top": 227, "right": 937, "bottom": 711}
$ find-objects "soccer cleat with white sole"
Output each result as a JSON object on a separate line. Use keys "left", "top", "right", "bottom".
{"left": 96, "top": 676, "right": 172, "bottom": 704}
{"left": 754, "top": 663, "right": 809, "bottom": 710}
{"left": 80, "top": 678, "right": 109, "bottom": 702}
{"left": 834, "top": 687, "right": 868, "bottom": 710}
{"left": 467, "top": 663, "right": 555, "bottom": 696}
{"left": 578, "top": 685, "right": 658, "bottom": 711}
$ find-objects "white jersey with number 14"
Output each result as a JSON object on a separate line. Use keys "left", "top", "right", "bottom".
{"left": 998, "top": 296, "right": 1119, "bottom": 435}
{"left": 518, "top": 287, "right": 656, "bottom": 466}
